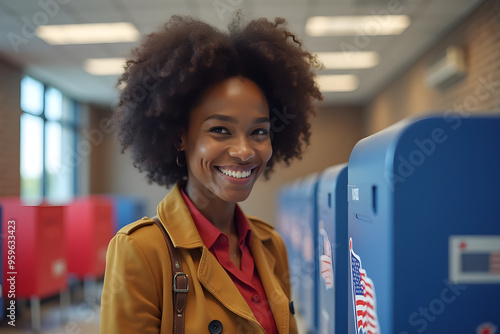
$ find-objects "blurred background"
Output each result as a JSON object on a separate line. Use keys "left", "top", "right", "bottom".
{"left": 0, "top": 0, "right": 499, "bottom": 332}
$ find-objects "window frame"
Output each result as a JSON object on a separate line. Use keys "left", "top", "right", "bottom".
{"left": 20, "top": 75, "right": 79, "bottom": 202}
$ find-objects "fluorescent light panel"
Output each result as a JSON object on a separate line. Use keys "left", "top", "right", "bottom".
{"left": 316, "top": 51, "right": 379, "bottom": 69}
{"left": 36, "top": 22, "right": 139, "bottom": 45}
{"left": 84, "top": 58, "right": 125, "bottom": 76}
{"left": 306, "top": 15, "right": 410, "bottom": 36}
{"left": 316, "top": 74, "right": 359, "bottom": 92}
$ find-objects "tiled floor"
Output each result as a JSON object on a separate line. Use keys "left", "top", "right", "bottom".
{"left": 0, "top": 281, "right": 101, "bottom": 334}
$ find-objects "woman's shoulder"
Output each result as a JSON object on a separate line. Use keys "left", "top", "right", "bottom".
{"left": 113, "top": 216, "right": 167, "bottom": 252}
{"left": 117, "top": 216, "right": 157, "bottom": 235}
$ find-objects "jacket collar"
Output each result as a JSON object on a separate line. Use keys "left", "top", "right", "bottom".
{"left": 156, "top": 182, "right": 273, "bottom": 249}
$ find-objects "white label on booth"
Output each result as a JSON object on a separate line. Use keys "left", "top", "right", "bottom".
{"left": 52, "top": 259, "right": 67, "bottom": 277}
{"left": 449, "top": 235, "right": 500, "bottom": 284}
{"left": 351, "top": 187, "right": 359, "bottom": 201}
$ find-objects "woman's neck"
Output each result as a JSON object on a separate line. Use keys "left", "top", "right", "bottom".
{"left": 183, "top": 181, "right": 237, "bottom": 237}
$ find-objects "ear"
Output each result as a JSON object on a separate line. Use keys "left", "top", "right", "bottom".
{"left": 178, "top": 131, "right": 187, "bottom": 151}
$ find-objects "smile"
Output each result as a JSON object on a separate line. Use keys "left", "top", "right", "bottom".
{"left": 216, "top": 166, "right": 254, "bottom": 179}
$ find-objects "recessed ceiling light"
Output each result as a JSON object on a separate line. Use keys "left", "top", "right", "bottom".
{"left": 36, "top": 22, "right": 140, "bottom": 45}
{"left": 306, "top": 15, "right": 410, "bottom": 36}
{"left": 84, "top": 58, "right": 125, "bottom": 76}
{"left": 316, "top": 51, "right": 380, "bottom": 69}
{"left": 316, "top": 74, "right": 359, "bottom": 92}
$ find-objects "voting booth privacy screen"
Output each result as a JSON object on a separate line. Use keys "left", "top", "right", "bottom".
{"left": 277, "top": 114, "right": 500, "bottom": 334}
{"left": 316, "top": 164, "right": 348, "bottom": 334}
{"left": 277, "top": 175, "right": 320, "bottom": 334}
{"left": 277, "top": 165, "right": 348, "bottom": 334}
{"left": 1, "top": 205, "right": 67, "bottom": 299}
{"left": 109, "top": 195, "right": 146, "bottom": 232}
{"left": 348, "top": 115, "right": 500, "bottom": 333}
{"left": 64, "top": 196, "right": 114, "bottom": 278}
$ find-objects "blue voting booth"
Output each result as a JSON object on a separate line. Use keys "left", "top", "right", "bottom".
{"left": 109, "top": 195, "right": 146, "bottom": 232}
{"left": 278, "top": 166, "right": 350, "bottom": 334}
{"left": 297, "top": 174, "right": 320, "bottom": 334}
{"left": 277, "top": 174, "right": 320, "bottom": 334}
{"left": 316, "top": 164, "right": 348, "bottom": 334}
{"left": 347, "top": 115, "right": 500, "bottom": 333}
{"left": 277, "top": 182, "right": 303, "bottom": 309}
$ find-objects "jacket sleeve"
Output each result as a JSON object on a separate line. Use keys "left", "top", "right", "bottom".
{"left": 274, "top": 232, "right": 299, "bottom": 334}
{"left": 100, "top": 233, "right": 162, "bottom": 334}
{"left": 275, "top": 234, "right": 292, "bottom": 298}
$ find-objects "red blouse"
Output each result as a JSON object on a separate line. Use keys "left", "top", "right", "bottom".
{"left": 180, "top": 188, "right": 278, "bottom": 334}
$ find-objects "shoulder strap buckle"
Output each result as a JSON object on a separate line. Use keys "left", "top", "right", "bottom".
{"left": 173, "top": 272, "right": 190, "bottom": 293}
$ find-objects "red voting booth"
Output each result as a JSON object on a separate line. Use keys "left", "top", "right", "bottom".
{"left": 64, "top": 196, "right": 114, "bottom": 279}
{"left": 1, "top": 204, "right": 67, "bottom": 299}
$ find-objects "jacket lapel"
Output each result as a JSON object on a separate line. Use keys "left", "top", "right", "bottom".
{"left": 156, "top": 183, "right": 204, "bottom": 249}
{"left": 197, "top": 247, "right": 261, "bottom": 325}
{"left": 251, "top": 225, "right": 290, "bottom": 334}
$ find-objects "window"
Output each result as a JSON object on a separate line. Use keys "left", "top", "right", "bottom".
{"left": 20, "top": 76, "right": 79, "bottom": 203}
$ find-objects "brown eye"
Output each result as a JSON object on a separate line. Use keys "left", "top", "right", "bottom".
{"left": 209, "top": 127, "right": 229, "bottom": 134}
{"left": 252, "top": 129, "right": 269, "bottom": 136}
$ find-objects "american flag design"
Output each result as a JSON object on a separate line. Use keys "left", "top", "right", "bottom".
{"left": 350, "top": 238, "right": 380, "bottom": 334}
{"left": 319, "top": 227, "right": 334, "bottom": 289}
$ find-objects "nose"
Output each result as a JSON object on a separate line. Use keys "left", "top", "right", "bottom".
{"left": 228, "top": 135, "right": 255, "bottom": 162}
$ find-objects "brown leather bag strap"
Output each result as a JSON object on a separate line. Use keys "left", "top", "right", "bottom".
{"left": 152, "top": 216, "right": 189, "bottom": 334}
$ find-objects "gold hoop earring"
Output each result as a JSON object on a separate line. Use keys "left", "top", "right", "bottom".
{"left": 176, "top": 150, "right": 185, "bottom": 168}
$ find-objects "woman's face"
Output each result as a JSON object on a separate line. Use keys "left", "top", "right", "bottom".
{"left": 180, "top": 76, "right": 272, "bottom": 203}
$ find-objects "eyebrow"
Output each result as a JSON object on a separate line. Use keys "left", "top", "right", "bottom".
{"left": 204, "top": 114, "right": 270, "bottom": 124}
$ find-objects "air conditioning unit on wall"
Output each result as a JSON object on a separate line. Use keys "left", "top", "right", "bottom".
{"left": 425, "top": 46, "right": 467, "bottom": 91}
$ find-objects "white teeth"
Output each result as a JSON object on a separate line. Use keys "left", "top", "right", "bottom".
{"left": 218, "top": 167, "right": 252, "bottom": 179}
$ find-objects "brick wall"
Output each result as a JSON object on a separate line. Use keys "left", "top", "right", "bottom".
{"left": 0, "top": 58, "right": 22, "bottom": 196}
{"left": 365, "top": 0, "right": 500, "bottom": 134}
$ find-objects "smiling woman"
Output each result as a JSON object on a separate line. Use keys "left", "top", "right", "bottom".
{"left": 100, "top": 13, "right": 322, "bottom": 334}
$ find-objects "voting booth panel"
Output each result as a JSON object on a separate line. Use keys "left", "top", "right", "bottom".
{"left": 64, "top": 196, "right": 114, "bottom": 278}
{"left": 316, "top": 164, "right": 348, "bottom": 334}
{"left": 1, "top": 205, "right": 67, "bottom": 299}
{"left": 347, "top": 115, "right": 500, "bottom": 334}
{"left": 276, "top": 175, "right": 319, "bottom": 334}
{"left": 297, "top": 174, "right": 320, "bottom": 334}
{"left": 109, "top": 195, "right": 146, "bottom": 233}
{"left": 276, "top": 182, "right": 307, "bottom": 318}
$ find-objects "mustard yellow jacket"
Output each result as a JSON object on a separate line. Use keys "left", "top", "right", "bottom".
{"left": 100, "top": 183, "right": 298, "bottom": 334}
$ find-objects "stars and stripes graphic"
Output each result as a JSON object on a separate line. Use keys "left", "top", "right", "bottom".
{"left": 319, "top": 226, "right": 334, "bottom": 289}
{"left": 491, "top": 252, "right": 500, "bottom": 274}
{"left": 350, "top": 238, "right": 380, "bottom": 334}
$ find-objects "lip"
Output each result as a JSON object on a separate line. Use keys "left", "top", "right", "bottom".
{"left": 214, "top": 165, "right": 258, "bottom": 185}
